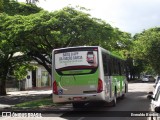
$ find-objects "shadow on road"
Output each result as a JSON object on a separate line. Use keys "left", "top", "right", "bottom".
{"left": 0, "top": 86, "right": 152, "bottom": 120}
{"left": 60, "top": 91, "right": 152, "bottom": 118}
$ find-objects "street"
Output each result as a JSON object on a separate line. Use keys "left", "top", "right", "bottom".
{"left": 53, "top": 82, "right": 155, "bottom": 120}
{"left": 0, "top": 82, "right": 155, "bottom": 120}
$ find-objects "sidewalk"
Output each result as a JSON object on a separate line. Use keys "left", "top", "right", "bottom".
{"left": 0, "top": 89, "right": 52, "bottom": 109}
{"left": 7, "top": 89, "right": 52, "bottom": 96}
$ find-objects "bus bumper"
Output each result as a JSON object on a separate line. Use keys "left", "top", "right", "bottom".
{"left": 53, "top": 92, "right": 106, "bottom": 104}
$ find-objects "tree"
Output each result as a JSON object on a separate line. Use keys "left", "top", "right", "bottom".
{"left": 13, "top": 64, "right": 36, "bottom": 81}
{"left": 2, "top": 7, "right": 109, "bottom": 74}
{"left": 0, "top": 1, "right": 41, "bottom": 95}
{"left": 6, "top": 7, "right": 131, "bottom": 76}
{"left": 0, "top": 6, "right": 132, "bottom": 95}
{"left": 0, "top": 0, "right": 3, "bottom": 12}
{"left": 3, "top": 0, "right": 41, "bottom": 16}
{"left": 0, "top": 14, "right": 29, "bottom": 95}
{"left": 132, "top": 27, "right": 160, "bottom": 75}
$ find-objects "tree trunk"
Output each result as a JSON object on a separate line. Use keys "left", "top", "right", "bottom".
{"left": 0, "top": 79, "right": 6, "bottom": 95}
{"left": 0, "top": 64, "right": 8, "bottom": 96}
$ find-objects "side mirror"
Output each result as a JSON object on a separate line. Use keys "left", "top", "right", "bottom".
{"left": 147, "top": 94, "right": 155, "bottom": 100}
{"left": 155, "top": 106, "right": 160, "bottom": 113}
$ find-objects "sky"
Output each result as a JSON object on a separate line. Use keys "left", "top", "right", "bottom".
{"left": 18, "top": 0, "right": 160, "bottom": 35}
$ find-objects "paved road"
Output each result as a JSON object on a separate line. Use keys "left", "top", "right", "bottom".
{"left": 57, "top": 82, "right": 155, "bottom": 120}
{"left": 0, "top": 82, "right": 156, "bottom": 120}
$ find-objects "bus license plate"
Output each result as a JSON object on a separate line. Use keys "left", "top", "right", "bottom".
{"left": 73, "top": 97, "right": 82, "bottom": 101}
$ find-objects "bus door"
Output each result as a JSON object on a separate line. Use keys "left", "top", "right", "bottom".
{"left": 104, "top": 76, "right": 112, "bottom": 99}
{"left": 102, "top": 53, "right": 112, "bottom": 99}
{"left": 108, "top": 76, "right": 112, "bottom": 98}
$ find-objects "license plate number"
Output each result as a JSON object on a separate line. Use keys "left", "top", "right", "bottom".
{"left": 73, "top": 97, "right": 82, "bottom": 101}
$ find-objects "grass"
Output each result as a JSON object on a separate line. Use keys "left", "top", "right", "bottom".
{"left": 14, "top": 98, "right": 56, "bottom": 109}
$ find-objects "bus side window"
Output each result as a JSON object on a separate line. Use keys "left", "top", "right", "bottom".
{"left": 110, "top": 56, "right": 115, "bottom": 75}
{"left": 108, "top": 56, "right": 112, "bottom": 76}
{"left": 102, "top": 53, "right": 108, "bottom": 75}
{"left": 118, "top": 61, "right": 122, "bottom": 75}
{"left": 121, "top": 61, "right": 126, "bottom": 75}
{"left": 106, "top": 54, "right": 111, "bottom": 76}
{"left": 113, "top": 58, "right": 117, "bottom": 75}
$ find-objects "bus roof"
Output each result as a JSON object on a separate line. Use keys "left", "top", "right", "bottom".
{"left": 53, "top": 46, "right": 99, "bottom": 51}
{"left": 53, "top": 46, "right": 125, "bottom": 60}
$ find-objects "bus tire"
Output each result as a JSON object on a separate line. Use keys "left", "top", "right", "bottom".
{"left": 120, "top": 94, "right": 125, "bottom": 99}
{"left": 120, "top": 84, "right": 127, "bottom": 99}
{"left": 125, "top": 83, "right": 127, "bottom": 93}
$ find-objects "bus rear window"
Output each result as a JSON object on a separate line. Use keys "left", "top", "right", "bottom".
{"left": 54, "top": 50, "right": 98, "bottom": 74}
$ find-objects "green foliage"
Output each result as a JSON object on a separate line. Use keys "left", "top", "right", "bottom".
{"left": 0, "top": 1, "right": 43, "bottom": 95}
{"left": 3, "top": 0, "right": 42, "bottom": 15}
{"left": 13, "top": 64, "right": 36, "bottom": 81}
{"left": 133, "top": 27, "right": 160, "bottom": 74}
{"left": 0, "top": 6, "right": 132, "bottom": 78}
{"left": 0, "top": 4, "right": 133, "bottom": 95}
{"left": 0, "top": 0, "right": 3, "bottom": 12}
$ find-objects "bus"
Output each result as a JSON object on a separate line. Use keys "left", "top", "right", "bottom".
{"left": 52, "top": 46, "right": 128, "bottom": 108}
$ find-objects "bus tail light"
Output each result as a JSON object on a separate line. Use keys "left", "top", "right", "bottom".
{"left": 53, "top": 81, "right": 58, "bottom": 95}
{"left": 97, "top": 78, "right": 103, "bottom": 93}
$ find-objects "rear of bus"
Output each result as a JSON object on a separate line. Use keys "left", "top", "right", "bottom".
{"left": 52, "top": 46, "right": 105, "bottom": 106}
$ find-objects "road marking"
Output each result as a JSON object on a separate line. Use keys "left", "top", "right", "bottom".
{"left": 77, "top": 117, "right": 85, "bottom": 120}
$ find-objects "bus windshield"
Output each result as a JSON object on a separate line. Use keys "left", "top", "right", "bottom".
{"left": 54, "top": 48, "right": 98, "bottom": 74}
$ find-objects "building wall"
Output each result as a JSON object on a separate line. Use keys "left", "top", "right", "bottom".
{"left": 37, "top": 67, "right": 41, "bottom": 87}
{"left": 25, "top": 65, "right": 51, "bottom": 89}
{"left": 25, "top": 71, "right": 32, "bottom": 89}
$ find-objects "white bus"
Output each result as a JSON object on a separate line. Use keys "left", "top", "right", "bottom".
{"left": 52, "top": 46, "right": 128, "bottom": 108}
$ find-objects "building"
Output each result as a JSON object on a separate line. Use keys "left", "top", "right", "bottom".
{"left": 6, "top": 52, "right": 51, "bottom": 91}
{"left": 25, "top": 61, "right": 51, "bottom": 90}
